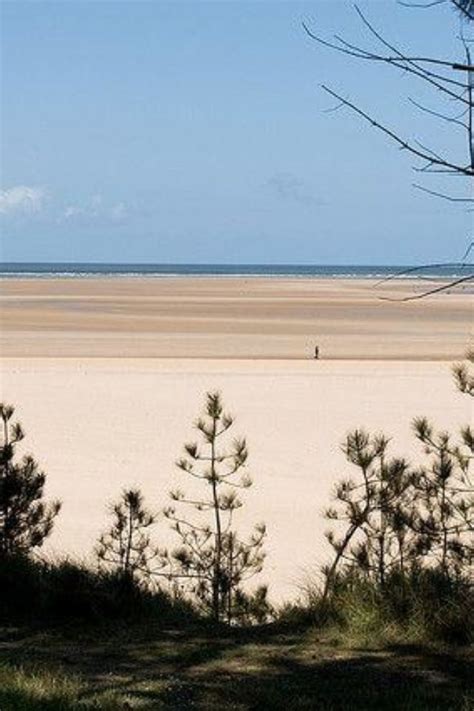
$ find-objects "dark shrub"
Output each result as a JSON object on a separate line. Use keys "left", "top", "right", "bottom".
{"left": 0, "top": 555, "right": 196, "bottom": 627}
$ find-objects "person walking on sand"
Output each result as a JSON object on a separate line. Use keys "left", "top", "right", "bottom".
{"left": 314, "top": 345, "right": 320, "bottom": 360}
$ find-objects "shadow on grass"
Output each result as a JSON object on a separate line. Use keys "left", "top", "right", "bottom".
{"left": 0, "top": 625, "right": 472, "bottom": 710}
{"left": 0, "top": 689, "right": 78, "bottom": 711}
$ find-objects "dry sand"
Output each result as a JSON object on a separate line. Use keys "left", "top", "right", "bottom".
{"left": 0, "top": 277, "right": 472, "bottom": 601}
{"left": 0, "top": 358, "right": 471, "bottom": 602}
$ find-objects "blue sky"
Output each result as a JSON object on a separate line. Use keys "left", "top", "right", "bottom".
{"left": 1, "top": 0, "right": 471, "bottom": 264}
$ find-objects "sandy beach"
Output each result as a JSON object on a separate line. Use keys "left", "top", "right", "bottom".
{"left": 0, "top": 277, "right": 472, "bottom": 601}
{"left": 0, "top": 276, "right": 472, "bottom": 359}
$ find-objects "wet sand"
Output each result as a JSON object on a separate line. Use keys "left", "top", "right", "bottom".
{"left": 0, "top": 276, "right": 471, "bottom": 359}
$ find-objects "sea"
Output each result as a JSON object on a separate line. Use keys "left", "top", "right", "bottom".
{"left": 0, "top": 262, "right": 471, "bottom": 279}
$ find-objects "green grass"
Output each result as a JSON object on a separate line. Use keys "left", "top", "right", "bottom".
{"left": 0, "top": 622, "right": 472, "bottom": 710}
{"left": 0, "top": 664, "right": 124, "bottom": 710}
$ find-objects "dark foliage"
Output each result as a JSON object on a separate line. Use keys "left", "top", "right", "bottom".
{"left": 96, "top": 488, "right": 165, "bottom": 581}
{"left": 0, "top": 404, "right": 60, "bottom": 557}
{"left": 0, "top": 555, "right": 196, "bottom": 626}
{"left": 323, "top": 430, "right": 415, "bottom": 600}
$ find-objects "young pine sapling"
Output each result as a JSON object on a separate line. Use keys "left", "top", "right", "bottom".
{"left": 96, "top": 488, "right": 164, "bottom": 582}
{"left": 164, "top": 392, "right": 267, "bottom": 624}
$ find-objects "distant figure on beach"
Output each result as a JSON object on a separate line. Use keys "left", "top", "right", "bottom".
{"left": 314, "top": 345, "right": 320, "bottom": 360}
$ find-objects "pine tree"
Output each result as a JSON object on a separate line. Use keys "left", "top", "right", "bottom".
{"left": 96, "top": 488, "right": 163, "bottom": 581}
{"left": 0, "top": 403, "right": 61, "bottom": 557}
{"left": 164, "top": 391, "right": 266, "bottom": 623}
{"left": 411, "top": 417, "right": 473, "bottom": 577}
{"left": 323, "top": 430, "right": 414, "bottom": 599}
{"left": 408, "top": 349, "right": 474, "bottom": 577}
{"left": 453, "top": 348, "right": 474, "bottom": 397}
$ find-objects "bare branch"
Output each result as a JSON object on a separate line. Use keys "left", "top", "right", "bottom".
{"left": 379, "top": 273, "right": 474, "bottom": 300}
{"left": 408, "top": 97, "right": 469, "bottom": 129}
{"left": 413, "top": 183, "right": 474, "bottom": 200}
{"left": 321, "top": 85, "right": 474, "bottom": 175}
{"left": 374, "top": 262, "right": 474, "bottom": 286}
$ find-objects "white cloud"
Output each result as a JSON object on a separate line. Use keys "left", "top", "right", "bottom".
{"left": 90, "top": 193, "right": 103, "bottom": 210}
{"left": 59, "top": 194, "right": 128, "bottom": 224}
{"left": 63, "top": 205, "right": 83, "bottom": 219}
{"left": 0, "top": 186, "right": 45, "bottom": 215}
{"left": 110, "top": 202, "right": 127, "bottom": 220}
{"left": 61, "top": 194, "right": 101, "bottom": 221}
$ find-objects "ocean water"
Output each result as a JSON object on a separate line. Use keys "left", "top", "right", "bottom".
{"left": 0, "top": 262, "right": 470, "bottom": 279}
